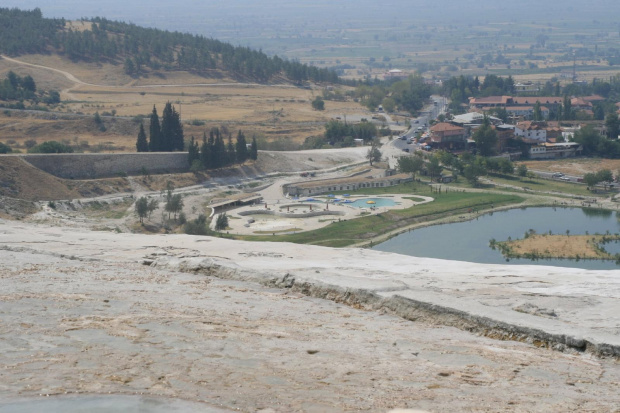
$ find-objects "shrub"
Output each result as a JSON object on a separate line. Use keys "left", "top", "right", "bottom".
{"left": 184, "top": 214, "right": 208, "bottom": 235}
{"left": 28, "top": 141, "right": 74, "bottom": 153}
{"left": 0, "top": 142, "right": 12, "bottom": 153}
{"left": 215, "top": 213, "right": 229, "bottom": 230}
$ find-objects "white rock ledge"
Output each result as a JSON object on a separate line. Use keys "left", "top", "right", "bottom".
{"left": 1, "top": 220, "right": 618, "bottom": 358}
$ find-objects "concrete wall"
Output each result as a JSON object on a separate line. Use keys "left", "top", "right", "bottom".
{"left": 21, "top": 152, "right": 189, "bottom": 179}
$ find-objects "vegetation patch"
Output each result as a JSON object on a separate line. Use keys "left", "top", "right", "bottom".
{"left": 493, "top": 233, "right": 620, "bottom": 261}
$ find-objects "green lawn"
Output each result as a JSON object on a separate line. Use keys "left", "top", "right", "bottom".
{"left": 237, "top": 191, "right": 524, "bottom": 247}
{"left": 449, "top": 173, "right": 601, "bottom": 198}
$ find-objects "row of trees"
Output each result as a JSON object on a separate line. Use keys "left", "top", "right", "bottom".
{"left": 323, "top": 119, "right": 378, "bottom": 146}
{"left": 136, "top": 103, "right": 184, "bottom": 152}
{"left": 0, "top": 8, "right": 341, "bottom": 84}
{"left": 187, "top": 128, "right": 258, "bottom": 170}
{"left": 397, "top": 150, "right": 518, "bottom": 187}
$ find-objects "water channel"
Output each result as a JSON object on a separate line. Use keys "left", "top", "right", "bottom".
{"left": 372, "top": 207, "right": 620, "bottom": 270}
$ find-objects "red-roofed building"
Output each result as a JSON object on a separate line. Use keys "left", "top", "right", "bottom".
{"left": 429, "top": 123, "right": 467, "bottom": 150}
{"left": 571, "top": 97, "right": 593, "bottom": 111}
{"left": 469, "top": 96, "right": 511, "bottom": 109}
{"left": 515, "top": 121, "right": 547, "bottom": 142}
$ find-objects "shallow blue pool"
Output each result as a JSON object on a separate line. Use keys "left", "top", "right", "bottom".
{"left": 348, "top": 197, "right": 396, "bottom": 208}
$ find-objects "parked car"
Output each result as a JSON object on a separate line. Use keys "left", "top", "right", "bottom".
{"left": 402, "top": 148, "right": 410, "bottom": 152}
{"left": 552, "top": 172, "right": 564, "bottom": 178}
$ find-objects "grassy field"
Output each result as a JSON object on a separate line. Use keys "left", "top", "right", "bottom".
{"left": 447, "top": 173, "right": 602, "bottom": 198}
{"left": 236, "top": 190, "right": 523, "bottom": 247}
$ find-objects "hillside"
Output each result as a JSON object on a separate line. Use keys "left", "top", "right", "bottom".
{"left": 0, "top": 156, "right": 131, "bottom": 201}
{"left": 0, "top": 7, "right": 341, "bottom": 85}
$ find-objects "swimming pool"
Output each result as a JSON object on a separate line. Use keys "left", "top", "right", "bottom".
{"left": 347, "top": 197, "right": 396, "bottom": 208}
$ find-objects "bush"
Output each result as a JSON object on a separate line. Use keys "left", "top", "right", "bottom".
{"left": 311, "top": 96, "right": 325, "bottom": 111}
{"left": 28, "top": 141, "right": 74, "bottom": 153}
{"left": 184, "top": 214, "right": 208, "bottom": 235}
{"left": 0, "top": 142, "right": 12, "bottom": 153}
{"left": 215, "top": 213, "right": 228, "bottom": 230}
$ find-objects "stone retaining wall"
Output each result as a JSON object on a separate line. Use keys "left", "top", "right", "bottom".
{"left": 21, "top": 152, "right": 189, "bottom": 179}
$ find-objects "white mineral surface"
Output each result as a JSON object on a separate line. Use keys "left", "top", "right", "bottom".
{"left": 1, "top": 219, "right": 619, "bottom": 412}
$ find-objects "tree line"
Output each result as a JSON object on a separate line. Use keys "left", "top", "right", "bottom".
{"left": 0, "top": 8, "right": 341, "bottom": 85}
{"left": 186, "top": 128, "right": 258, "bottom": 171}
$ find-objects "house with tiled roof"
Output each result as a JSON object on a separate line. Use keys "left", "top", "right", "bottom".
{"left": 468, "top": 96, "right": 511, "bottom": 109}
{"left": 571, "top": 97, "right": 593, "bottom": 111}
{"left": 515, "top": 121, "right": 547, "bottom": 142}
{"left": 429, "top": 123, "right": 467, "bottom": 150}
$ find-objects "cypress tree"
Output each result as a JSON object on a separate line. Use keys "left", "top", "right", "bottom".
{"left": 226, "top": 134, "right": 235, "bottom": 166}
{"left": 148, "top": 105, "right": 162, "bottom": 151}
{"left": 171, "top": 107, "right": 184, "bottom": 151}
{"left": 187, "top": 136, "right": 200, "bottom": 167}
{"left": 200, "top": 132, "right": 211, "bottom": 169}
{"left": 235, "top": 130, "right": 248, "bottom": 163}
{"left": 136, "top": 123, "right": 149, "bottom": 152}
{"left": 210, "top": 128, "right": 220, "bottom": 168}
{"left": 160, "top": 102, "right": 174, "bottom": 151}
{"left": 213, "top": 132, "right": 227, "bottom": 169}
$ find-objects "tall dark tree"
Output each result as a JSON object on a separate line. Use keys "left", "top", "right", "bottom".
{"left": 226, "top": 134, "right": 235, "bottom": 164}
{"left": 148, "top": 105, "right": 162, "bottom": 151}
{"left": 213, "top": 130, "right": 227, "bottom": 169}
{"left": 187, "top": 136, "right": 200, "bottom": 167}
{"left": 160, "top": 102, "right": 175, "bottom": 151}
{"left": 136, "top": 123, "right": 149, "bottom": 152}
{"left": 235, "top": 130, "right": 248, "bottom": 163}
{"left": 171, "top": 107, "right": 184, "bottom": 151}
{"left": 562, "top": 95, "right": 573, "bottom": 120}
{"left": 200, "top": 132, "right": 211, "bottom": 169}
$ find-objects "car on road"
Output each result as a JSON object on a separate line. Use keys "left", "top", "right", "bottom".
{"left": 400, "top": 136, "right": 407, "bottom": 140}
{"left": 552, "top": 172, "right": 564, "bottom": 178}
{"left": 402, "top": 148, "right": 410, "bottom": 152}
{"left": 414, "top": 120, "right": 419, "bottom": 124}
